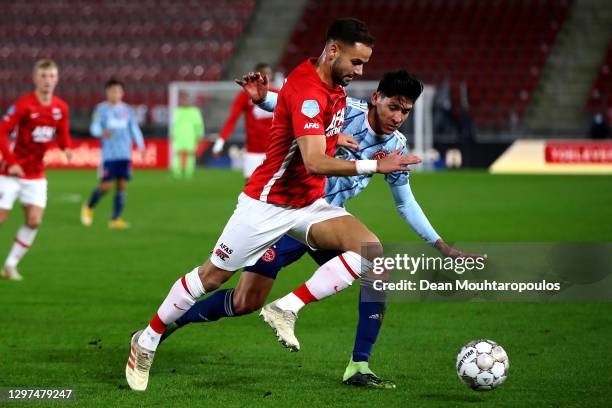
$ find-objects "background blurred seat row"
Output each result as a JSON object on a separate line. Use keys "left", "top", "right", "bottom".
{"left": 280, "top": 0, "right": 571, "bottom": 130}
{"left": 0, "top": 0, "right": 255, "bottom": 116}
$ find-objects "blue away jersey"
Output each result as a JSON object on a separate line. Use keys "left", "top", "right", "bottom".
{"left": 90, "top": 102, "right": 144, "bottom": 161}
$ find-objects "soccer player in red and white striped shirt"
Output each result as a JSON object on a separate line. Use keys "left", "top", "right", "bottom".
{"left": 0, "top": 59, "right": 72, "bottom": 281}
{"left": 126, "top": 18, "right": 420, "bottom": 391}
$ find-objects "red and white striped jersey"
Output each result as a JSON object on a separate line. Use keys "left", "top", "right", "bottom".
{"left": 243, "top": 59, "right": 346, "bottom": 207}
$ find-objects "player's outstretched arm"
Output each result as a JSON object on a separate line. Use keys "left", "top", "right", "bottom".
{"left": 389, "top": 181, "right": 441, "bottom": 245}
{"left": 297, "top": 137, "right": 421, "bottom": 176}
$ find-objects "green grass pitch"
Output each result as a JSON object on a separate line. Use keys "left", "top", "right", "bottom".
{"left": 0, "top": 169, "right": 611, "bottom": 407}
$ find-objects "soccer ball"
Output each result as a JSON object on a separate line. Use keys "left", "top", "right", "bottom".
{"left": 456, "top": 339, "right": 509, "bottom": 390}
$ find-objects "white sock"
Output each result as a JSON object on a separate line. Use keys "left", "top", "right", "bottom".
{"left": 4, "top": 226, "right": 38, "bottom": 268}
{"left": 138, "top": 267, "right": 206, "bottom": 350}
{"left": 276, "top": 251, "right": 372, "bottom": 314}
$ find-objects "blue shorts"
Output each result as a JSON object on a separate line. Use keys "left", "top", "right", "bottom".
{"left": 100, "top": 159, "right": 132, "bottom": 181}
{"left": 244, "top": 235, "right": 341, "bottom": 279}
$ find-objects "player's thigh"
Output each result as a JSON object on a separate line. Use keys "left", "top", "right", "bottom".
{"left": 232, "top": 272, "right": 275, "bottom": 315}
{"left": 308, "top": 215, "right": 381, "bottom": 259}
{"left": 209, "top": 193, "right": 298, "bottom": 272}
{"left": 19, "top": 179, "right": 47, "bottom": 226}
{"left": 0, "top": 175, "right": 20, "bottom": 215}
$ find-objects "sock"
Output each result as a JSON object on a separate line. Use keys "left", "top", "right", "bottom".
{"left": 87, "top": 187, "right": 106, "bottom": 208}
{"left": 138, "top": 267, "right": 206, "bottom": 350}
{"left": 112, "top": 191, "right": 126, "bottom": 220}
{"left": 352, "top": 281, "right": 387, "bottom": 362}
{"left": 176, "top": 288, "right": 235, "bottom": 325}
{"left": 275, "top": 251, "right": 371, "bottom": 314}
{"left": 4, "top": 226, "right": 38, "bottom": 268}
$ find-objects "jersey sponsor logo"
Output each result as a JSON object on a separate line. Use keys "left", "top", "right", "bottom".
{"left": 31, "top": 126, "right": 56, "bottom": 143}
{"left": 372, "top": 150, "right": 388, "bottom": 160}
{"left": 52, "top": 107, "right": 62, "bottom": 121}
{"left": 215, "top": 248, "right": 230, "bottom": 261}
{"left": 301, "top": 100, "right": 320, "bottom": 118}
{"left": 219, "top": 243, "right": 233, "bottom": 254}
{"left": 261, "top": 247, "right": 276, "bottom": 263}
{"left": 325, "top": 107, "right": 345, "bottom": 137}
{"left": 303, "top": 122, "right": 320, "bottom": 130}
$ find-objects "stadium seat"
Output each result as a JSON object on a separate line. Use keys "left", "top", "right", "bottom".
{"left": 0, "top": 0, "right": 256, "bottom": 121}
{"left": 279, "top": 0, "right": 572, "bottom": 130}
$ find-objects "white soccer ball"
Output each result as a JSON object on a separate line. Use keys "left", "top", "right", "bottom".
{"left": 456, "top": 339, "right": 509, "bottom": 390}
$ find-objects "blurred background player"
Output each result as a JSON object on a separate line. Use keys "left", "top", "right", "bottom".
{"left": 171, "top": 92, "right": 204, "bottom": 179}
{"left": 81, "top": 79, "right": 144, "bottom": 229}
{"left": 0, "top": 59, "right": 72, "bottom": 281}
{"left": 213, "top": 62, "right": 276, "bottom": 179}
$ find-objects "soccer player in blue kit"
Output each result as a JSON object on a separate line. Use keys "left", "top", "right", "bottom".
{"left": 161, "top": 70, "right": 481, "bottom": 388}
{"left": 81, "top": 79, "right": 144, "bottom": 229}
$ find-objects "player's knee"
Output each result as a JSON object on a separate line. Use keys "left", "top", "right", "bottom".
{"left": 25, "top": 217, "right": 41, "bottom": 229}
{"left": 363, "top": 240, "right": 383, "bottom": 261}
{"left": 345, "top": 237, "right": 382, "bottom": 261}
{"left": 198, "top": 264, "right": 231, "bottom": 291}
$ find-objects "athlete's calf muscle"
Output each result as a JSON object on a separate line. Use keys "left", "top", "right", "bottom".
{"left": 233, "top": 272, "right": 275, "bottom": 315}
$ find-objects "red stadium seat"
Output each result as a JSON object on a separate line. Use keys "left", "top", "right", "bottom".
{"left": 0, "top": 0, "right": 256, "bottom": 115}
{"left": 278, "top": 0, "right": 572, "bottom": 130}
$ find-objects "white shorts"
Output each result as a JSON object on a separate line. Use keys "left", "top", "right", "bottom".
{"left": 210, "top": 193, "right": 350, "bottom": 271}
{"left": 243, "top": 152, "right": 266, "bottom": 178}
{"left": 0, "top": 176, "right": 48, "bottom": 210}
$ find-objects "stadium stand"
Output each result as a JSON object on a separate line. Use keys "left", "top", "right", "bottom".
{"left": 0, "top": 0, "right": 255, "bottom": 119}
{"left": 587, "top": 40, "right": 612, "bottom": 115}
{"left": 280, "top": 0, "right": 572, "bottom": 130}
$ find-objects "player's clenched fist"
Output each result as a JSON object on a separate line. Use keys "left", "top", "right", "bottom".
{"left": 376, "top": 149, "right": 421, "bottom": 174}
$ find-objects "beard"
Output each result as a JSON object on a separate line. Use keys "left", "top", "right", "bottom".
{"left": 331, "top": 60, "right": 351, "bottom": 87}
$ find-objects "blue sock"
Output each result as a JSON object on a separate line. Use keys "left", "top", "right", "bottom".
{"left": 112, "top": 191, "right": 126, "bottom": 220}
{"left": 87, "top": 188, "right": 106, "bottom": 208}
{"left": 176, "top": 289, "right": 235, "bottom": 326}
{"left": 352, "top": 283, "right": 387, "bottom": 362}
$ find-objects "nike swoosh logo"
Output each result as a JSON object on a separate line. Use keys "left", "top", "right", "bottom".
{"left": 30, "top": 113, "right": 40, "bottom": 118}
{"left": 173, "top": 303, "right": 187, "bottom": 311}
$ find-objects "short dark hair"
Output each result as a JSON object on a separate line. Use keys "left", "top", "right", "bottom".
{"left": 377, "top": 70, "right": 423, "bottom": 103}
{"left": 326, "top": 18, "right": 375, "bottom": 47}
{"left": 105, "top": 78, "right": 124, "bottom": 90}
{"left": 254, "top": 62, "right": 270, "bottom": 72}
